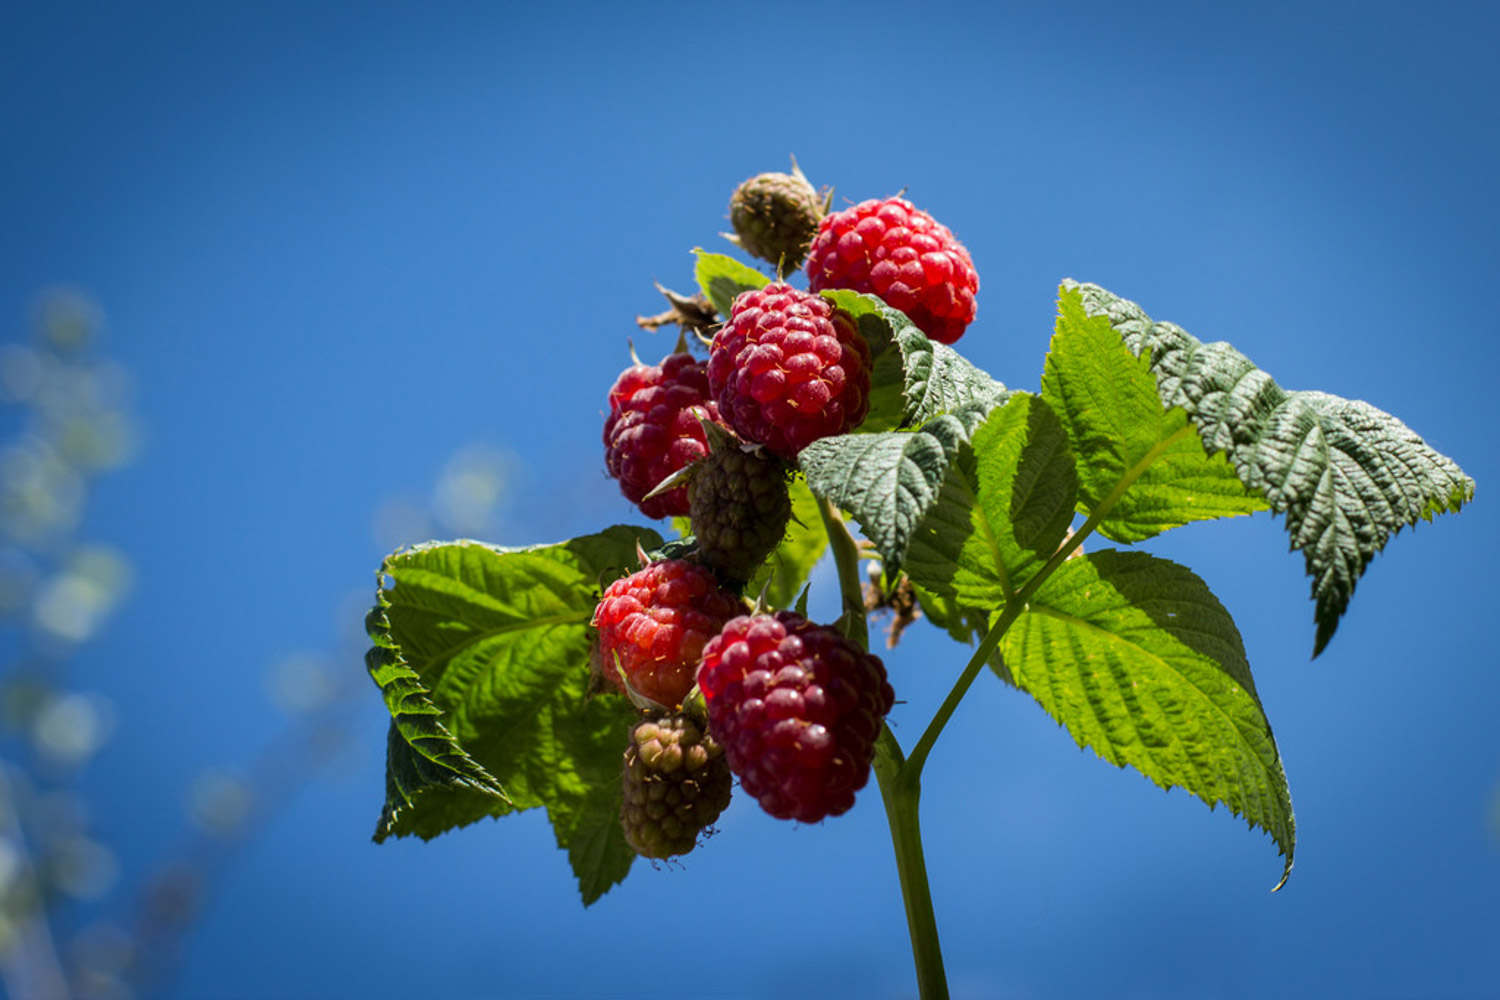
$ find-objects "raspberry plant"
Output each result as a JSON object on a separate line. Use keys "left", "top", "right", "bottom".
{"left": 363, "top": 171, "right": 1474, "bottom": 999}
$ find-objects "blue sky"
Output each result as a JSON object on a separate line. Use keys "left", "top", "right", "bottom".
{"left": 3, "top": 1, "right": 1497, "bottom": 997}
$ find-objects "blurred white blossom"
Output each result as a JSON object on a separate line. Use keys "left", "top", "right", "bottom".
{"left": 266, "top": 653, "right": 338, "bottom": 715}
{"left": 187, "top": 773, "right": 252, "bottom": 836}
{"left": 32, "top": 692, "right": 115, "bottom": 767}
{"left": 432, "top": 445, "right": 515, "bottom": 537}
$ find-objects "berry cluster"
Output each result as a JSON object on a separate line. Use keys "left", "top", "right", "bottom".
{"left": 589, "top": 163, "right": 977, "bottom": 855}
{"left": 601, "top": 176, "right": 977, "bottom": 519}
{"left": 591, "top": 552, "right": 894, "bottom": 843}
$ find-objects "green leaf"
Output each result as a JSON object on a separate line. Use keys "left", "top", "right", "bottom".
{"left": 746, "top": 474, "right": 828, "bottom": 609}
{"left": 646, "top": 534, "right": 697, "bottom": 563}
{"left": 904, "top": 394, "right": 1078, "bottom": 659}
{"left": 366, "top": 601, "right": 512, "bottom": 839}
{"left": 1063, "top": 281, "right": 1475, "bottom": 654}
{"left": 694, "top": 251, "right": 769, "bottom": 318}
{"left": 799, "top": 403, "right": 994, "bottom": 573}
{"left": 366, "top": 526, "right": 663, "bottom": 904}
{"left": 893, "top": 392, "right": 1293, "bottom": 881}
{"left": 906, "top": 450, "right": 996, "bottom": 649}
{"left": 1002, "top": 549, "right": 1294, "bottom": 889}
{"left": 970, "top": 393, "right": 1079, "bottom": 593}
{"left": 375, "top": 719, "right": 511, "bottom": 841}
{"left": 822, "top": 289, "right": 1009, "bottom": 431}
{"left": 1042, "top": 288, "right": 1269, "bottom": 544}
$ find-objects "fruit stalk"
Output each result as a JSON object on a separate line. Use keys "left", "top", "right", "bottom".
{"left": 816, "top": 495, "right": 868, "bottom": 647}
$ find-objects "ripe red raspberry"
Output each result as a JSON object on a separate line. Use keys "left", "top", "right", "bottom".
{"left": 697, "top": 611, "right": 895, "bottom": 822}
{"left": 707, "top": 284, "right": 871, "bottom": 460}
{"left": 603, "top": 352, "right": 722, "bottom": 519}
{"left": 591, "top": 559, "right": 743, "bottom": 708}
{"left": 805, "top": 196, "right": 978, "bottom": 345}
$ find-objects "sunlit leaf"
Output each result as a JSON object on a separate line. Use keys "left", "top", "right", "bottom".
{"left": 1042, "top": 289, "right": 1268, "bottom": 544}
{"left": 367, "top": 526, "right": 662, "bottom": 904}
{"left": 1002, "top": 549, "right": 1294, "bottom": 889}
{"left": 694, "top": 251, "right": 769, "bottom": 318}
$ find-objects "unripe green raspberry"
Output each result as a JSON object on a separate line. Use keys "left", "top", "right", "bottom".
{"left": 689, "top": 426, "right": 792, "bottom": 583}
{"left": 728, "top": 162, "right": 824, "bottom": 271}
{"left": 620, "top": 712, "right": 732, "bottom": 859}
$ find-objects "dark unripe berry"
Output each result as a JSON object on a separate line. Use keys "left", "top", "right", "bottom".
{"left": 620, "top": 712, "right": 733, "bottom": 859}
{"left": 689, "top": 431, "right": 792, "bottom": 583}
{"left": 728, "top": 166, "right": 824, "bottom": 271}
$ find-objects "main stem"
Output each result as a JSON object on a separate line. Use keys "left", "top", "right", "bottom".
{"left": 815, "top": 495, "right": 1104, "bottom": 1000}
{"left": 817, "top": 498, "right": 950, "bottom": 999}
{"left": 873, "top": 730, "right": 947, "bottom": 1000}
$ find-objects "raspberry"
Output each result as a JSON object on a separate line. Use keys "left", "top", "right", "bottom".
{"left": 620, "top": 712, "right": 732, "bottom": 859}
{"left": 591, "top": 559, "right": 743, "bottom": 708}
{"left": 707, "top": 284, "right": 871, "bottom": 460}
{"left": 728, "top": 164, "right": 824, "bottom": 271}
{"left": 689, "top": 426, "right": 792, "bottom": 583}
{"left": 603, "top": 352, "right": 722, "bottom": 519}
{"left": 697, "top": 612, "right": 895, "bottom": 822}
{"left": 805, "top": 196, "right": 978, "bottom": 345}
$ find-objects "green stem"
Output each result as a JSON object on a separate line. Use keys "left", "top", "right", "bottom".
{"left": 873, "top": 730, "right": 948, "bottom": 1000}
{"left": 904, "top": 600, "right": 1018, "bottom": 781}
{"left": 815, "top": 499, "right": 949, "bottom": 998}
{"left": 905, "top": 509, "right": 1103, "bottom": 781}
{"left": 811, "top": 494, "right": 1110, "bottom": 1000}
{"left": 815, "top": 496, "right": 868, "bottom": 647}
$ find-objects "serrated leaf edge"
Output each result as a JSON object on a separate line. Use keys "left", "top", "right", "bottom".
{"left": 1009, "top": 552, "right": 1295, "bottom": 890}
{"left": 1061, "top": 280, "right": 1475, "bottom": 654}
{"left": 366, "top": 542, "right": 513, "bottom": 842}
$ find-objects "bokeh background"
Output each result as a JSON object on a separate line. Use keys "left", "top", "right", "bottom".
{"left": 2, "top": 2, "right": 1497, "bottom": 997}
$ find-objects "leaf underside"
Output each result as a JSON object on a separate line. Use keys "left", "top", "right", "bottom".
{"left": 1042, "top": 293, "right": 1269, "bottom": 545}
{"left": 366, "top": 527, "right": 662, "bottom": 905}
{"left": 969, "top": 394, "right": 1080, "bottom": 595}
{"left": 796, "top": 291, "right": 1010, "bottom": 575}
{"left": 904, "top": 393, "right": 1078, "bottom": 649}
{"left": 1062, "top": 282, "right": 1474, "bottom": 654}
